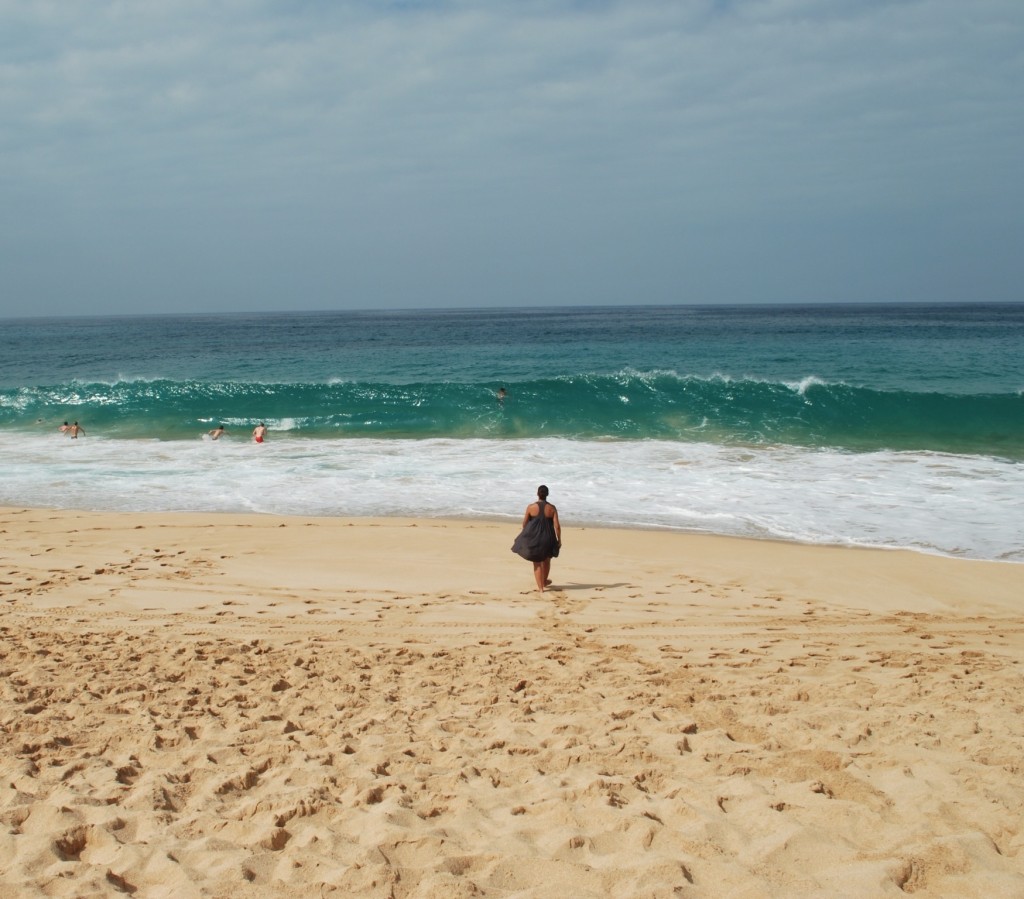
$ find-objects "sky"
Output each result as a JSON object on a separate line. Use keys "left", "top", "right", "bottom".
{"left": 1, "top": 0, "right": 1022, "bottom": 317}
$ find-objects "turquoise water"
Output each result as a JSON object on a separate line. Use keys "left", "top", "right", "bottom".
{"left": 1, "top": 304, "right": 1022, "bottom": 560}
{"left": 2, "top": 304, "right": 1022, "bottom": 455}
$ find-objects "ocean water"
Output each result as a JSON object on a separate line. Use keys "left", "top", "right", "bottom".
{"left": 1, "top": 304, "right": 1022, "bottom": 561}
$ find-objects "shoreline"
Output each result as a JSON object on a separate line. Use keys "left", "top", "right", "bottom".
{"left": 4, "top": 504, "right": 1022, "bottom": 611}
{"left": 2, "top": 506, "right": 1023, "bottom": 896}
{"left": 5, "top": 501, "right": 1022, "bottom": 568}
{"left": 3, "top": 429, "right": 1022, "bottom": 565}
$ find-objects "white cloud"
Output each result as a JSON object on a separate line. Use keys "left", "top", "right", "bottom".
{"left": 0, "top": 0, "right": 1022, "bottom": 313}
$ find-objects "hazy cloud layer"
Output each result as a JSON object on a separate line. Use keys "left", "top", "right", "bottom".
{"left": 2, "top": 0, "right": 1021, "bottom": 315}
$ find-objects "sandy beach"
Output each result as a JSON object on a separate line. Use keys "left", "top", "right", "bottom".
{"left": 1, "top": 506, "right": 1022, "bottom": 898}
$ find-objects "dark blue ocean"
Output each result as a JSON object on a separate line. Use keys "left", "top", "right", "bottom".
{"left": 1, "top": 304, "right": 1022, "bottom": 560}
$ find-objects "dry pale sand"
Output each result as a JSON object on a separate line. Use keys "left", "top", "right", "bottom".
{"left": 1, "top": 506, "right": 1023, "bottom": 899}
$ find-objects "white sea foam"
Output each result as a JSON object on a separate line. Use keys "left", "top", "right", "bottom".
{"left": 788, "top": 375, "right": 830, "bottom": 395}
{"left": 1, "top": 433, "right": 1021, "bottom": 562}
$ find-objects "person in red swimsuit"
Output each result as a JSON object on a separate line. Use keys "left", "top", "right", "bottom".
{"left": 252, "top": 423, "right": 267, "bottom": 443}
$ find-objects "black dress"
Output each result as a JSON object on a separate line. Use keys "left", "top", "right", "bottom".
{"left": 511, "top": 500, "right": 560, "bottom": 562}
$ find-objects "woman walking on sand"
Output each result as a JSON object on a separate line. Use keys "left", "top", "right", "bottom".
{"left": 512, "top": 485, "right": 562, "bottom": 592}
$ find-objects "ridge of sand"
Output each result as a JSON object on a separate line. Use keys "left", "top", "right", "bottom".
{"left": 1, "top": 507, "right": 1022, "bottom": 897}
